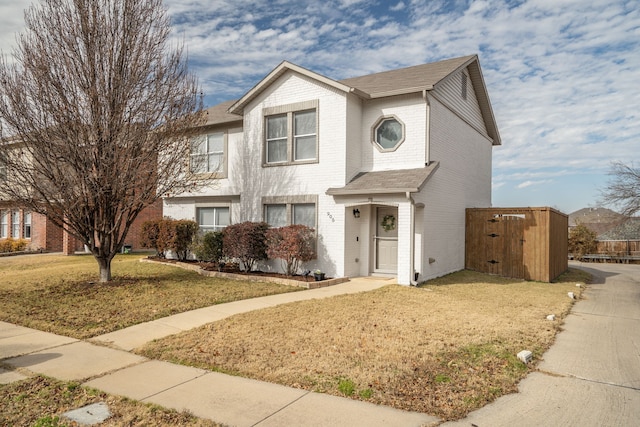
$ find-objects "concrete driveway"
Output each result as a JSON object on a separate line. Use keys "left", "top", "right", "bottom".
{"left": 442, "top": 261, "right": 640, "bottom": 427}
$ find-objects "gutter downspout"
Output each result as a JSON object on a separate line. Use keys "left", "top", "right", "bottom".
{"left": 423, "top": 90, "right": 431, "bottom": 166}
{"left": 407, "top": 192, "right": 417, "bottom": 286}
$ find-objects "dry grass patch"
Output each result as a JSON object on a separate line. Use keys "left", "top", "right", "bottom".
{"left": 0, "top": 375, "right": 220, "bottom": 426}
{"left": 139, "top": 269, "right": 590, "bottom": 420}
{"left": 0, "top": 254, "right": 301, "bottom": 339}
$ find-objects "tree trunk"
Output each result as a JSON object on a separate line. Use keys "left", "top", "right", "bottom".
{"left": 96, "top": 256, "right": 112, "bottom": 283}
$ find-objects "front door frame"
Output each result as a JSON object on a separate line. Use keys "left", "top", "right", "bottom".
{"left": 373, "top": 206, "right": 399, "bottom": 274}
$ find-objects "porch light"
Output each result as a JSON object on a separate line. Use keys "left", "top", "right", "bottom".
{"left": 353, "top": 208, "right": 360, "bottom": 218}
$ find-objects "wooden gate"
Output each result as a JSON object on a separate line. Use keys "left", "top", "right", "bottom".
{"left": 467, "top": 213, "right": 525, "bottom": 278}
{"left": 466, "top": 207, "right": 568, "bottom": 282}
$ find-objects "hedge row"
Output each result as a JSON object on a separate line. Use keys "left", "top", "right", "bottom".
{"left": 141, "top": 219, "right": 317, "bottom": 275}
{"left": 0, "top": 238, "right": 28, "bottom": 253}
{"left": 139, "top": 218, "right": 199, "bottom": 261}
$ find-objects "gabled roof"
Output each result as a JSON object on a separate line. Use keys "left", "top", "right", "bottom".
{"left": 228, "top": 62, "right": 362, "bottom": 114}
{"left": 326, "top": 162, "right": 439, "bottom": 196}
{"left": 597, "top": 217, "right": 640, "bottom": 240}
{"left": 568, "top": 207, "right": 625, "bottom": 227}
{"left": 227, "top": 55, "right": 500, "bottom": 145}
{"left": 339, "top": 55, "right": 475, "bottom": 98}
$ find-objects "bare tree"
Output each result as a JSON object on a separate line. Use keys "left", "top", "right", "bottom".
{"left": 599, "top": 161, "right": 640, "bottom": 217}
{"left": 0, "top": 0, "right": 205, "bottom": 282}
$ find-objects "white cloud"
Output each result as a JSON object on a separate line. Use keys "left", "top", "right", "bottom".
{"left": 390, "top": 2, "right": 406, "bottom": 12}
{"left": 1, "top": 0, "right": 638, "bottom": 211}
{"left": 517, "top": 180, "right": 554, "bottom": 189}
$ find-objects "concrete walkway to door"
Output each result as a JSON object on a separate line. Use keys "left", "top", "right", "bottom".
{"left": 443, "top": 261, "right": 640, "bottom": 426}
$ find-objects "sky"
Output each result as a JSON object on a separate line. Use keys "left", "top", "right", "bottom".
{"left": 1, "top": 0, "right": 638, "bottom": 214}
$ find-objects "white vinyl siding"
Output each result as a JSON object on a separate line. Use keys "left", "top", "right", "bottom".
{"left": 432, "top": 69, "right": 488, "bottom": 137}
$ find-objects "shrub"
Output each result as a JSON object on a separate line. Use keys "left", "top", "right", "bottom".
{"left": 140, "top": 219, "right": 163, "bottom": 256}
{"left": 569, "top": 224, "right": 598, "bottom": 260}
{"left": 223, "top": 221, "right": 268, "bottom": 272}
{"left": 0, "top": 238, "right": 28, "bottom": 253}
{"left": 266, "top": 224, "right": 316, "bottom": 276}
{"left": 0, "top": 238, "right": 13, "bottom": 253}
{"left": 172, "top": 220, "right": 199, "bottom": 261}
{"left": 140, "top": 218, "right": 198, "bottom": 260}
{"left": 193, "top": 231, "right": 224, "bottom": 263}
{"left": 11, "top": 238, "right": 27, "bottom": 252}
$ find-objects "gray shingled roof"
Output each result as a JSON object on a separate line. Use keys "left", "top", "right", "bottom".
{"left": 568, "top": 207, "right": 624, "bottom": 227}
{"left": 339, "top": 55, "right": 475, "bottom": 97}
{"left": 326, "top": 162, "right": 439, "bottom": 196}
{"left": 201, "top": 100, "right": 242, "bottom": 127}
{"left": 597, "top": 217, "right": 640, "bottom": 240}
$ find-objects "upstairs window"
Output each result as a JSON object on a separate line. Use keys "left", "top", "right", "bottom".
{"left": 372, "top": 115, "right": 405, "bottom": 152}
{"left": 264, "top": 100, "right": 318, "bottom": 165}
{"left": 190, "top": 132, "right": 226, "bottom": 175}
{"left": 293, "top": 111, "right": 316, "bottom": 161}
{"left": 266, "top": 115, "right": 288, "bottom": 163}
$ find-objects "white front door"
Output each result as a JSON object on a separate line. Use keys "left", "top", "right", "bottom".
{"left": 374, "top": 207, "right": 398, "bottom": 273}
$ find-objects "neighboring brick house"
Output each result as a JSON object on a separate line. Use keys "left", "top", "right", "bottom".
{"left": 164, "top": 55, "right": 501, "bottom": 284}
{"left": 0, "top": 200, "right": 162, "bottom": 254}
{"left": 0, "top": 206, "right": 63, "bottom": 252}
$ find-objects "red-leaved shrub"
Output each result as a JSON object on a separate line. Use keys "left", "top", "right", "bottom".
{"left": 266, "top": 224, "right": 316, "bottom": 276}
{"left": 222, "top": 221, "right": 268, "bottom": 272}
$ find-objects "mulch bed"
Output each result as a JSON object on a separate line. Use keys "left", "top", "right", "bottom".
{"left": 147, "top": 257, "right": 319, "bottom": 283}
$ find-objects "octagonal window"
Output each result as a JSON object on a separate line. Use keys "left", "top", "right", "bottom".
{"left": 372, "top": 116, "right": 405, "bottom": 152}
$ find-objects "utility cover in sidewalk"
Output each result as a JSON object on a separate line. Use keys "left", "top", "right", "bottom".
{"left": 63, "top": 402, "right": 111, "bottom": 425}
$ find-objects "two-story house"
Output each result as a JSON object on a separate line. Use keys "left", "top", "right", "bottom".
{"left": 164, "top": 54, "right": 501, "bottom": 285}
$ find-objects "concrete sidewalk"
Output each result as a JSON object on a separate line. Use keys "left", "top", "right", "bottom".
{"left": 0, "top": 276, "right": 439, "bottom": 427}
{"left": 442, "top": 262, "right": 640, "bottom": 427}
{"left": 4, "top": 263, "right": 638, "bottom": 426}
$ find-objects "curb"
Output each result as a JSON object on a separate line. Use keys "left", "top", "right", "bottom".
{"left": 140, "top": 258, "right": 350, "bottom": 289}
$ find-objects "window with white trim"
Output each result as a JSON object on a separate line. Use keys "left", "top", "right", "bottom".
{"left": 264, "top": 100, "right": 318, "bottom": 165}
{"left": 0, "top": 210, "right": 7, "bottom": 238}
{"left": 264, "top": 200, "right": 316, "bottom": 229}
{"left": 11, "top": 210, "right": 20, "bottom": 238}
{"left": 372, "top": 115, "right": 405, "bottom": 152}
{"left": 190, "top": 132, "right": 225, "bottom": 175}
{"left": 197, "top": 206, "right": 230, "bottom": 233}
{"left": 23, "top": 211, "right": 31, "bottom": 239}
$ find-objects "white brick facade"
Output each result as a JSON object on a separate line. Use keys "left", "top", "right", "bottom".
{"left": 164, "top": 56, "right": 500, "bottom": 285}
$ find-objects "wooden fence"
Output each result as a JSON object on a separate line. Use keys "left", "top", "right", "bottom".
{"left": 466, "top": 207, "right": 568, "bottom": 282}
{"left": 578, "top": 240, "right": 640, "bottom": 263}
